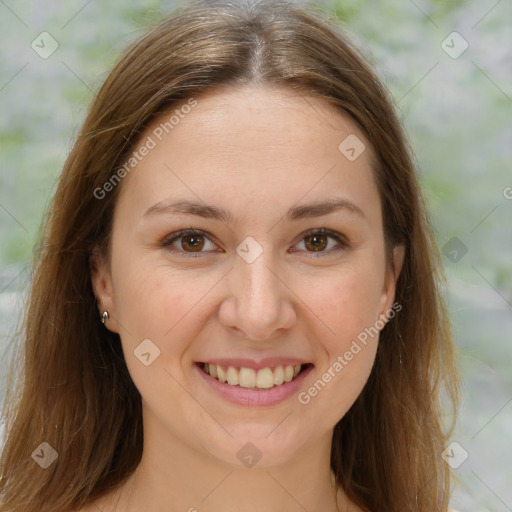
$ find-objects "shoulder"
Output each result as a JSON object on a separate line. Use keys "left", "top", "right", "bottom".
{"left": 70, "top": 506, "right": 97, "bottom": 512}
{"left": 70, "top": 501, "right": 108, "bottom": 512}
{"left": 71, "top": 490, "right": 122, "bottom": 512}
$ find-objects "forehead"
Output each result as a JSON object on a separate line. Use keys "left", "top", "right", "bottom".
{"left": 115, "top": 85, "right": 379, "bottom": 225}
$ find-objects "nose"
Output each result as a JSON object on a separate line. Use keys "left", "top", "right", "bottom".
{"left": 218, "top": 246, "right": 296, "bottom": 341}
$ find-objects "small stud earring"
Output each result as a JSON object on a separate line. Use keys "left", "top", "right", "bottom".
{"left": 101, "top": 311, "right": 109, "bottom": 324}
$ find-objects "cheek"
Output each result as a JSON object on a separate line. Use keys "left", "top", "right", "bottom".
{"left": 112, "top": 258, "right": 218, "bottom": 360}
{"left": 301, "top": 262, "right": 385, "bottom": 344}
{"left": 111, "top": 266, "right": 201, "bottom": 404}
{"left": 296, "top": 265, "right": 383, "bottom": 416}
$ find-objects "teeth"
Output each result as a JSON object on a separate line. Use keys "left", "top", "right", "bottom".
{"left": 274, "top": 365, "right": 284, "bottom": 385}
{"left": 203, "top": 363, "right": 305, "bottom": 389}
{"left": 256, "top": 368, "right": 274, "bottom": 389}
{"left": 239, "top": 367, "right": 256, "bottom": 388}
{"left": 226, "top": 366, "right": 239, "bottom": 386}
{"left": 217, "top": 365, "right": 227, "bottom": 383}
{"left": 209, "top": 364, "right": 218, "bottom": 379}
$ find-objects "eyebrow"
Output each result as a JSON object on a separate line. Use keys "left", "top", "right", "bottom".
{"left": 142, "top": 197, "right": 366, "bottom": 223}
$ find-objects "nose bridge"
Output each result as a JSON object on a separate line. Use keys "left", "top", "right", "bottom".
{"left": 239, "top": 248, "right": 278, "bottom": 305}
{"left": 221, "top": 240, "right": 295, "bottom": 339}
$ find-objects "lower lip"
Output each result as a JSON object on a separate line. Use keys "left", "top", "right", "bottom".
{"left": 194, "top": 364, "right": 314, "bottom": 407}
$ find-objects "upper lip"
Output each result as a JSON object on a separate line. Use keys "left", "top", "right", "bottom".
{"left": 198, "top": 358, "right": 312, "bottom": 371}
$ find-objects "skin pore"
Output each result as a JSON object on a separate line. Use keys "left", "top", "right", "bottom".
{"left": 88, "top": 85, "right": 404, "bottom": 512}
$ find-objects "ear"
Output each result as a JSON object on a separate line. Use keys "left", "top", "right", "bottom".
{"left": 377, "top": 243, "right": 405, "bottom": 320}
{"left": 89, "top": 246, "right": 119, "bottom": 333}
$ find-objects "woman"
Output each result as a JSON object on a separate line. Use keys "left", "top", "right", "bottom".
{"left": 0, "top": 0, "right": 460, "bottom": 511}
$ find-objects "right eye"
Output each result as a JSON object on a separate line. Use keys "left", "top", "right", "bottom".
{"left": 160, "top": 228, "right": 219, "bottom": 257}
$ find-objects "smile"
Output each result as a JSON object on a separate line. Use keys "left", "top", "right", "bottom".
{"left": 199, "top": 362, "right": 312, "bottom": 390}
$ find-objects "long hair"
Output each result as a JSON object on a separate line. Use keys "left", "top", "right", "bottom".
{"left": 0, "top": 1, "right": 459, "bottom": 510}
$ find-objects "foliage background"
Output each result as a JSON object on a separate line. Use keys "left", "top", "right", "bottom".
{"left": 0, "top": 1, "right": 511, "bottom": 510}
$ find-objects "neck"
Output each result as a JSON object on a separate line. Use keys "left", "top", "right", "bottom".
{"left": 106, "top": 416, "right": 348, "bottom": 512}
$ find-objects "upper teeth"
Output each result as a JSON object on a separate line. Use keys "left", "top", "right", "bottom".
{"left": 204, "top": 364, "right": 302, "bottom": 389}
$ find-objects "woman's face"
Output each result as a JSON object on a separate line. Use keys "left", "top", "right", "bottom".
{"left": 92, "top": 85, "right": 403, "bottom": 468}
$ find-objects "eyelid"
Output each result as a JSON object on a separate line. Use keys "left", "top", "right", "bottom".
{"left": 293, "top": 228, "right": 349, "bottom": 253}
{"left": 160, "top": 227, "right": 349, "bottom": 257}
{"left": 159, "top": 228, "right": 219, "bottom": 257}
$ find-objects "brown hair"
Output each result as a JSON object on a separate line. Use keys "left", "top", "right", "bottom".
{"left": 0, "top": 1, "right": 459, "bottom": 510}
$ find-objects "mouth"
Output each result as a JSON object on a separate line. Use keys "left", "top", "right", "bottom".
{"left": 196, "top": 362, "right": 314, "bottom": 390}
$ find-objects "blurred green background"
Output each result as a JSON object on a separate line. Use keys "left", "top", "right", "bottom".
{"left": 0, "top": 1, "right": 511, "bottom": 510}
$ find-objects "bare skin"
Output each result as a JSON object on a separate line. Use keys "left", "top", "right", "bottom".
{"left": 86, "top": 84, "right": 404, "bottom": 512}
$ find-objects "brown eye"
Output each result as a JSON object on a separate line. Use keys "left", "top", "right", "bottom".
{"left": 162, "top": 229, "right": 217, "bottom": 256}
{"left": 294, "top": 228, "right": 348, "bottom": 256}
{"left": 180, "top": 234, "right": 205, "bottom": 252}
{"left": 304, "top": 233, "right": 328, "bottom": 252}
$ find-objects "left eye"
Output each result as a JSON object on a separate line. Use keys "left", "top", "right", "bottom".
{"left": 294, "top": 228, "right": 348, "bottom": 255}
{"left": 161, "top": 228, "right": 348, "bottom": 257}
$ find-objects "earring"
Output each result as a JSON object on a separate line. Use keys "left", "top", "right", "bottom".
{"left": 101, "top": 311, "right": 109, "bottom": 324}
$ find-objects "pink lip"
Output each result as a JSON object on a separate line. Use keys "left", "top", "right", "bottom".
{"left": 200, "top": 357, "right": 309, "bottom": 371}
{"left": 194, "top": 363, "right": 314, "bottom": 407}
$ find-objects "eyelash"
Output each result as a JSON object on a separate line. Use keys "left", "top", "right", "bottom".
{"left": 159, "top": 227, "right": 349, "bottom": 258}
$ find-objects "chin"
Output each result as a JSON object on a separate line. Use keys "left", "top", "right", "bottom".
{"left": 201, "top": 424, "right": 308, "bottom": 469}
